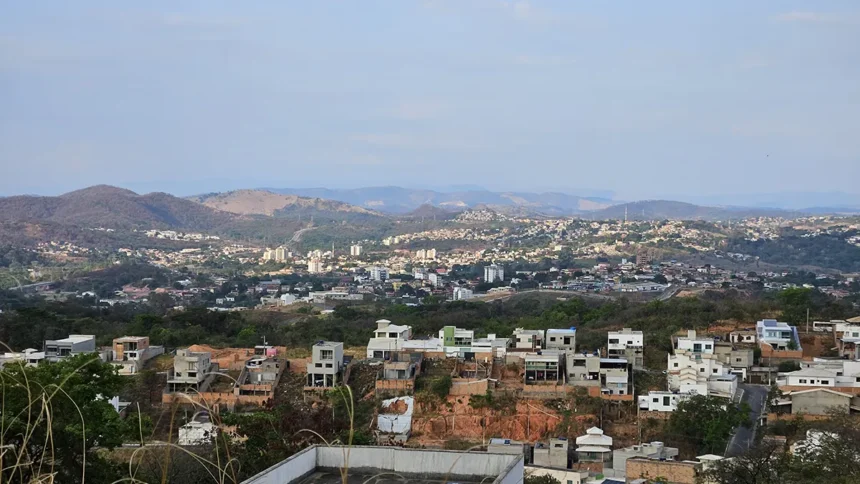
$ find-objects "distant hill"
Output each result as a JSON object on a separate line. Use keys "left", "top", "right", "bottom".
{"left": 588, "top": 200, "right": 793, "bottom": 221}
{"left": 400, "top": 203, "right": 460, "bottom": 220}
{"left": 263, "top": 186, "right": 613, "bottom": 214}
{"left": 188, "top": 189, "right": 383, "bottom": 222}
{"left": 0, "top": 185, "right": 235, "bottom": 230}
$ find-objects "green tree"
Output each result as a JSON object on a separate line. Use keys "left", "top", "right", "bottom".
{"left": 0, "top": 355, "right": 134, "bottom": 483}
{"left": 666, "top": 395, "right": 750, "bottom": 456}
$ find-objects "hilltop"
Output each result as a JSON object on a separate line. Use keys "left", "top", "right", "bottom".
{"left": 588, "top": 200, "right": 792, "bottom": 221}
{"left": 189, "top": 189, "right": 382, "bottom": 219}
{"left": 0, "top": 185, "right": 234, "bottom": 230}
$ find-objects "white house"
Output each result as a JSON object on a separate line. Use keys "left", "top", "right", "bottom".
{"left": 638, "top": 391, "right": 692, "bottom": 412}
{"left": 757, "top": 319, "right": 800, "bottom": 351}
{"left": 545, "top": 328, "right": 576, "bottom": 351}
{"left": 178, "top": 420, "right": 216, "bottom": 446}
{"left": 513, "top": 328, "right": 544, "bottom": 350}
{"left": 676, "top": 330, "right": 716, "bottom": 354}
{"left": 608, "top": 328, "right": 644, "bottom": 369}
{"left": 366, "top": 320, "right": 413, "bottom": 359}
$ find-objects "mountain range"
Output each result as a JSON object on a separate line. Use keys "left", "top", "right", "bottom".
{"left": 262, "top": 186, "right": 614, "bottom": 215}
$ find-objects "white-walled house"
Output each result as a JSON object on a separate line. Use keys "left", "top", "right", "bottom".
{"left": 366, "top": 320, "right": 413, "bottom": 359}
{"left": 513, "top": 328, "right": 544, "bottom": 350}
{"left": 639, "top": 391, "right": 692, "bottom": 412}
{"left": 608, "top": 328, "right": 644, "bottom": 369}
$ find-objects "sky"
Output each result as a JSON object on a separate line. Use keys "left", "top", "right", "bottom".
{"left": 2, "top": 1, "right": 859, "bottom": 203}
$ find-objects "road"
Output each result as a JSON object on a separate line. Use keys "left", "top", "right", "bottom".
{"left": 726, "top": 383, "right": 768, "bottom": 456}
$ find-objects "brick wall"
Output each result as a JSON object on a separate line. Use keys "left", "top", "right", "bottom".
{"left": 625, "top": 458, "right": 698, "bottom": 484}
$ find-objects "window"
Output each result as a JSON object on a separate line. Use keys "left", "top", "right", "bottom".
{"left": 325, "top": 363, "right": 333, "bottom": 368}
{"left": 554, "top": 443, "right": 564, "bottom": 448}
{"left": 320, "top": 350, "right": 333, "bottom": 360}
{"left": 821, "top": 380, "right": 829, "bottom": 385}
{"left": 550, "top": 337, "right": 556, "bottom": 342}
{"left": 713, "top": 369, "right": 718, "bottom": 373}
{"left": 798, "top": 379, "right": 807, "bottom": 384}
{"left": 653, "top": 398, "right": 659, "bottom": 403}
{"left": 315, "top": 363, "right": 322, "bottom": 368}
{"left": 700, "top": 368, "right": 705, "bottom": 372}
{"left": 705, "top": 344, "right": 712, "bottom": 350}
{"left": 627, "top": 340, "right": 633, "bottom": 345}
{"left": 735, "top": 358, "right": 742, "bottom": 362}
{"left": 609, "top": 339, "right": 619, "bottom": 344}
{"left": 663, "top": 396, "right": 670, "bottom": 406}
{"left": 673, "top": 363, "right": 678, "bottom": 368}
{"left": 389, "top": 332, "right": 398, "bottom": 338}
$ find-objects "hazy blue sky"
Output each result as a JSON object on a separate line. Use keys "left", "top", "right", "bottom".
{"left": 2, "top": 1, "right": 859, "bottom": 201}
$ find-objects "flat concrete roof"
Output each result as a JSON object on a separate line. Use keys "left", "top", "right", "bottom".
{"left": 292, "top": 470, "right": 490, "bottom": 484}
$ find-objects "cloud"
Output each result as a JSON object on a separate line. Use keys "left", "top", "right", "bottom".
{"left": 773, "top": 11, "right": 856, "bottom": 25}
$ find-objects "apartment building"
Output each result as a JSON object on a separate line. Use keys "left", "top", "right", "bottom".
{"left": 44, "top": 335, "right": 96, "bottom": 362}
{"left": 484, "top": 264, "right": 505, "bottom": 283}
{"left": 167, "top": 348, "right": 212, "bottom": 393}
{"left": 607, "top": 328, "right": 644, "bottom": 369}
{"left": 545, "top": 328, "right": 576, "bottom": 351}
{"left": 452, "top": 286, "right": 474, "bottom": 301}
{"left": 306, "top": 341, "right": 344, "bottom": 388}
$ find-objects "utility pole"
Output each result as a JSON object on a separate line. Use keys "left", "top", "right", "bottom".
{"left": 806, "top": 308, "right": 810, "bottom": 334}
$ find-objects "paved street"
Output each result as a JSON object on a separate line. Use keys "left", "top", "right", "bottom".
{"left": 726, "top": 383, "right": 768, "bottom": 456}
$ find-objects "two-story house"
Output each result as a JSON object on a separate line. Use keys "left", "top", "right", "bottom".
{"left": 513, "top": 328, "right": 544, "bottom": 351}
{"left": 167, "top": 348, "right": 212, "bottom": 393}
{"left": 307, "top": 341, "right": 344, "bottom": 388}
{"left": 608, "top": 328, "right": 644, "bottom": 369}
{"left": 545, "top": 328, "right": 576, "bottom": 352}
{"left": 44, "top": 335, "right": 96, "bottom": 362}
{"left": 366, "top": 320, "right": 412, "bottom": 359}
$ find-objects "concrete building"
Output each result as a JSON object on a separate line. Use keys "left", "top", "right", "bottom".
{"left": 43, "top": 334, "right": 96, "bottom": 362}
{"left": 575, "top": 427, "right": 613, "bottom": 463}
{"left": 675, "top": 330, "right": 716, "bottom": 354}
{"left": 484, "top": 264, "right": 505, "bottom": 283}
{"left": 167, "top": 348, "right": 212, "bottom": 393}
{"left": 545, "top": 328, "right": 576, "bottom": 351}
{"left": 756, "top": 319, "right": 801, "bottom": 352}
{"left": 240, "top": 445, "right": 524, "bottom": 484}
{"left": 524, "top": 352, "right": 564, "bottom": 385}
{"left": 729, "top": 329, "right": 757, "bottom": 345}
{"left": 110, "top": 336, "right": 164, "bottom": 375}
{"left": 835, "top": 324, "right": 860, "bottom": 359}
{"left": 234, "top": 352, "right": 285, "bottom": 399}
{"left": 369, "top": 266, "right": 389, "bottom": 282}
{"left": 0, "top": 349, "right": 44, "bottom": 368}
{"left": 772, "top": 388, "right": 853, "bottom": 416}
{"left": 439, "top": 326, "right": 475, "bottom": 347}
{"left": 349, "top": 244, "right": 362, "bottom": 257}
{"left": 532, "top": 437, "right": 569, "bottom": 469}
{"left": 608, "top": 328, "right": 644, "bottom": 369}
{"left": 366, "top": 320, "right": 412, "bottom": 359}
{"left": 513, "top": 328, "right": 544, "bottom": 350}
{"left": 567, "top": 353, "right": 631, "bottom": 397}
{"left": 375, "top": 352, "right": 422, "bottom": 397}
{"left": 611, "top": 441, "right": 679, "bottom": 478}
{"left": 488, "top": 438, "right": 526, "bottom": 455}
{"left": 452, "top": 286, "right": 474, "bottom": 301}
{"left": 274, "top": 246, "right": 289, "bottom": 261}
{"left": 306, "top": 341, "right": 344, "bottom": 388}
{"left": 307, "top": 259, "right": 324, "bottom": 274}
{"left": 667, "top": 349, "right": 733, "bottom": 396}
{"left": 638, "top": 391, "right": 691, "bottom": 412}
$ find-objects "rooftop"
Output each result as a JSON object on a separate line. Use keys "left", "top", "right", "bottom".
{"left": 241, "top": 446, "right": 523, "bottom": 484}
{"left": 48, "top": 334, "right": 94, "bottom": 344}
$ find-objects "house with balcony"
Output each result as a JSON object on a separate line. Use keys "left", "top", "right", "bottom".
{"left": 835, "top": 325, "right": 860, "bottom": 360}
{"left": 567, "top": 352, "right": 631, "bottom": 398}
{"left": 667, "top": 348, "right": 737, "bottom": 398}
{"left": 574, "top": 427, "right": 613, "bottom": 463}
{"left": 306, "top": 341, "right": 344, "bottom": 389}
{"left": 524, "top": 351, "right": 564, "bottom": 385}
{"left": 167, "top": 348, "right": 212, "bottom": 393}
{"left": 545, "top": 328, "right": 576, "bottom": 351}
{"left": 513, "top": 328, "right": 544, "bottom": 351}
{"left": 439, "top": 326, "right": 475, "bottom": 348}
{"left": 366, "top": 320, "right": 412, "bottom": 359}
{"left": 43, "top": 335, "right": 96, "bottom": 362}
{"left": 607, "top": 328, "right": 644, "bottom": 369}
{"left": 676, "top": 330, "right": 753, "bottom": 381}
{"left": 110, "top": 336, "right": 164, "bottom": 375}
{"left": 757, "top": 319, "right": 802, "bottom": 359}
